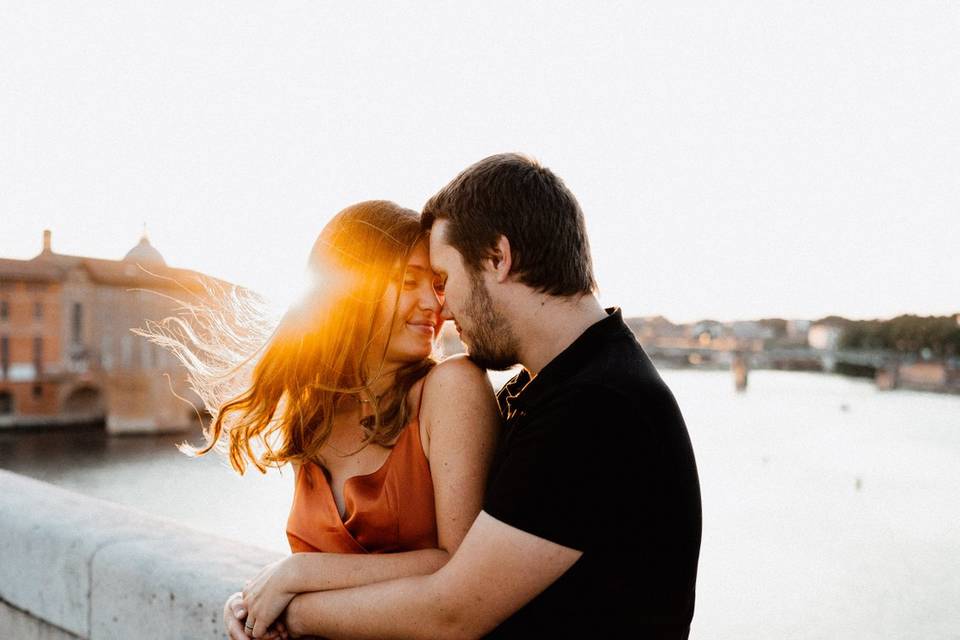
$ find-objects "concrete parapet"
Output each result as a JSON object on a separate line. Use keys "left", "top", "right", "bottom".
{"left": 0, "top": 469, "right": 282, "bottom": 639}
{"left": 0, "top": 599, "right": 81, "bottom": 640}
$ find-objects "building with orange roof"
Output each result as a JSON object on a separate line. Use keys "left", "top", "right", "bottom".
{"left": 0, "top": 230, "right": 226, "bottom": 433}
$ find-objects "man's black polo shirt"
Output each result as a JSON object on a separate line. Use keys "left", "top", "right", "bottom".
{"left": 483, "top": 308, "right": 702, "bottom": 638}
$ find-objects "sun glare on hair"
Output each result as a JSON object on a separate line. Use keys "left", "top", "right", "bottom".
{"left": 256, "top": 266, "right": 313, "bottom": 321}
{"left": 267, "top": 262, "right": 365, "bottom": 321}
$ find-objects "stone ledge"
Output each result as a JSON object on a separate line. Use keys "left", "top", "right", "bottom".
{"left": 0, "top": 597, "right": 82, "bottom": 640}
{"left": 0, "top": 469, "right": 282, "bottom": 639}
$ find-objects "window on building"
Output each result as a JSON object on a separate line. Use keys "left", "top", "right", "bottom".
{"left": 0, "top": 391, "right": 13, "bottom": 415}
{"left": 140, "top": 339, "right": 153, "bottom": 369}
{"left": 100, "top": 335, "right": 113, "bottom": 371}
{"left": 32, "top": 384, "right": 43, "bottom": 399}
{"left": 72, "top": 303, "right": 83, "bottom": 343}
{"left": 34, "top": 336, "right": 43, "bottom": 376}
{"left": 0, "top": 300, "right": 8, "bottom": 321}
{"left": 121, "top": 335, "right": 132, "bottom": 369}
{"left": 34, "top": 302, "right": 43, "bottom": 320}
{"left": 1, "top": 335, "right": 8, "bottom": 378}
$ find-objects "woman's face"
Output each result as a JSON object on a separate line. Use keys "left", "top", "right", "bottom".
{"left": 371, "top": 239, "right": 443, "bottom": 368}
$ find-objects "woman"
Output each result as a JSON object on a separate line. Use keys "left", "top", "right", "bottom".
{"left": 149, "top": 201, "right": 499, "bottom": 639}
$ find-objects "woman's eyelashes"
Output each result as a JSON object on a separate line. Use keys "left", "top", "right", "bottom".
{"left": 402, "top": 273, "right": 441, "bottom": 300}
{"left": 402, "top": 269, "right": 424, "bottom": 290}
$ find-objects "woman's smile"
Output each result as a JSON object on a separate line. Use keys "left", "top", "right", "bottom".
{"left": 406, "top": 318, "right": 436, "bottom": 337}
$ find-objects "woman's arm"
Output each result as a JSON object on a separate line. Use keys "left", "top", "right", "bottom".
{"left": 418, "top": 355, "right": 500, "bottom": 556}
{"left": 283, "top": 512, "right": 583, "bottom": 640}
{"left": 286, "top": 357, "right": 500, "bottom": 593}
{"left": 242, "top": 356, "right": 500, "bottom": 635}
{"left": 285, "top": 355, "right": 499, "bottom": 589}
{"left": 276, "top": 547, "right": 449, "bottom": 593}
{"left": 239, "top": 548, "right": 450, "bottom": 638}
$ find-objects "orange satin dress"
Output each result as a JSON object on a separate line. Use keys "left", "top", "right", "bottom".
{"left": 285, "top": 417, "right": 438, "bottom": 554}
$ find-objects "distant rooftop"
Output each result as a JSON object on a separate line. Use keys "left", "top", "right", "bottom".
{"left": 0, "top": 229, "right": 220, "bottom": 293}
{"left": 122, "top": 234, "right": 167, "bottom": 267}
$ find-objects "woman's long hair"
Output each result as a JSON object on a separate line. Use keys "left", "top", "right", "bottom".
{"left": 136, "top": 201, "right": 435, "bottom": 475}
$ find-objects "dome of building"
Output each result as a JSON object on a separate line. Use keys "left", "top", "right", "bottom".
{"left": 123, "top": 235, "right": 167, "bottom": 266}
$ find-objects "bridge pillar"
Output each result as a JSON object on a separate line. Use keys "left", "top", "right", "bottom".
{"left": 732, "top": 352, "right": 749, "bottom": 392}
{"left": 875, "top": 362, "right": 900, "bottom": 390}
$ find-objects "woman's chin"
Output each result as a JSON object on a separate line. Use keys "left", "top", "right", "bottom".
{"left": 385, "top": 345, "right": 432, "bottom": 366}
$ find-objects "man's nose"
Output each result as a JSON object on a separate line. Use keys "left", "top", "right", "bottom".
{"left": 439, "top": 304, "right": 454, "bottom": 322}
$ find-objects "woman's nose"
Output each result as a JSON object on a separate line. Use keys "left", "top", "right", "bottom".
{"left": 420, "top": 284, "right": 442, "bottom": 313}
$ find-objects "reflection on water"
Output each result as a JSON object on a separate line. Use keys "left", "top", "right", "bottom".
{"left": 0, "top": 425, "right": 180, "bottom": 476}
{"left": 0, "top": 422, "right": 296, "bottom": 556}
{"left": 2, "top": 369, "right": 958, "bottom": 640}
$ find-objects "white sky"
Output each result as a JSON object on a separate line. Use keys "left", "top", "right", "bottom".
{"left": 2, "top": 2, "right": 957, "bottom": 324}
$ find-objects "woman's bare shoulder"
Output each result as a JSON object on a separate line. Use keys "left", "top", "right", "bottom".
{"left": 425, "top": 354, "right": 490, "bottom": 387}
{"left": 420, "top": 355, "right": 496, "bottom": 420}
{"left": 416, "top": 356, "right": 499, "bottom": 462}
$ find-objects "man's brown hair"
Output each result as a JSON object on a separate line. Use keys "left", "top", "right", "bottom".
{"left": 421, "top": 153, "right": 597, "bottom": 297}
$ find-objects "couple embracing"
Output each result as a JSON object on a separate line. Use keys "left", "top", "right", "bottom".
{"left": 174, "top": 153, "right": 701, "bottom": 638}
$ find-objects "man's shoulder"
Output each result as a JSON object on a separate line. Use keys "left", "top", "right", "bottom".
{"left": 528, "top": 350, "right": 685, "bottom": 442}
{"left": 537, "top": 344, "right": 667, "bottom": 415}
{"left": 533, "top": 381, "right": 630, "bottom": 412}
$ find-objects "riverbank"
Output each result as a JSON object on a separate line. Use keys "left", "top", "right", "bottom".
{"left": 652, "top": 356, "right": 960, "bottom": 395}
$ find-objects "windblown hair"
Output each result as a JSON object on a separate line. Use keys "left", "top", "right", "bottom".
{"left": 136, "top": 201, "right": 434, "bottom": 475}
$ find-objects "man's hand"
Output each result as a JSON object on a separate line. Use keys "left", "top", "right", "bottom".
{"left": 223, "top": 590, "right": 290, "bottom": 640}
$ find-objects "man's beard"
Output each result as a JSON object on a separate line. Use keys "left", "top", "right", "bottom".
{"left": 461, "top": 271, "right": 518, "bottom": 371}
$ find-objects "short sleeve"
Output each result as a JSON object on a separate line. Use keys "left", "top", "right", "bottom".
{"left": 483, "top": 386, "right": 630, "bottom": 551}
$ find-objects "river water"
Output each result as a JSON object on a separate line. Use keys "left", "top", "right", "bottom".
{"left": 2, "top": 369, "right": 958, "bottom": 638}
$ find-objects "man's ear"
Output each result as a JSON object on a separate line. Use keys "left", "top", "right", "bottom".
{"left": 487, "top": 235, "right": 513, "bottom": 284}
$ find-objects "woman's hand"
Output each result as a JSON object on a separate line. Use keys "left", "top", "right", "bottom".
{"left": 241, "top": 557, "right": 301, "bottom": 638}
{"left": 223, "top": 590, "right": 291, "bottom": 640}
{"left": 223, "top": 591, "right": 253, "bottom": 640}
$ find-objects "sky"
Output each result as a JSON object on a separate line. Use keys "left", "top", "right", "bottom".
{"left": 2, "top": 2, "right": 957, "bottom": 324}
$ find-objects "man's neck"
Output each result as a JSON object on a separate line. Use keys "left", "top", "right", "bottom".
{"left": 511, "top": 293, "right": 608, "bottom": 377}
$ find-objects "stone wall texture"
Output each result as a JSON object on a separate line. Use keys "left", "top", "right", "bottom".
{"left": 0, "top": 469, "right": 281, "bottom": 639}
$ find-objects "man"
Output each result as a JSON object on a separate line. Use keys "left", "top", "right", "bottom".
{"left": 245, "top": 153, "right": 702, "bottom": 638}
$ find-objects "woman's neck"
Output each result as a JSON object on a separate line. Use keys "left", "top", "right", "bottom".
{"left": 363, "top": 362, "right": 402, "bottom": 399}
